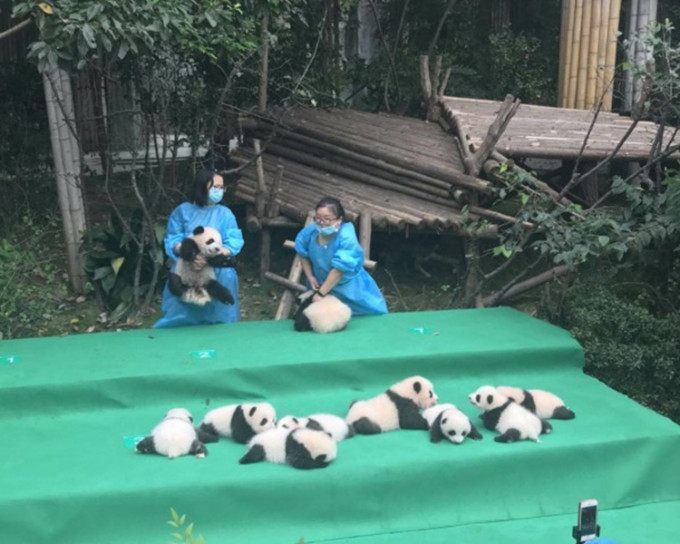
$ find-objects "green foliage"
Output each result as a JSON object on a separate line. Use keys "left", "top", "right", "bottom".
{"left": 12, "top": 0, "right": 254, "bottom": 71}
{"left": 168, "top": 508, "right": 206, "bottom": 544}
{"left": 487, "top": 27, "right": 556, "bottom": 105}
{"left": 80, "top": 211, "right": 166, "bottom": 322}
{"left": 543, "top": 279, "right": 680, "bottom": 424}
{"left": 0, "top": 216, "right": 70, "bottom": 339}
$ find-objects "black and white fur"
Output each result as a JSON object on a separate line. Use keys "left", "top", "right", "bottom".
{"left": 294, "top": 290, "right": 351, "bottom": 333}
{"left": 239, "top": 427, "right": 337, "bottom": 469}
{"left": 345, "top": 376, "right": 438, "bottom": 434}
{"left": 168, "top": 225, "right": 236, "bottom": 306}
{"left": 136, "top": 408, "right": 207, "bottom": 459}
{"left": 468, "top": 385, "right": 552, "bottom": 443}
{"left": 278, "top": 413, "right": 354, "bottom": 442}
{"left": 496, "top": 386, "right": 576, "bottom": 420}
{"left": 198, "top": 403, "right": 276, "bottom": 444}
{"left": 423, "top": 403, "right": 483, "bottom": 444}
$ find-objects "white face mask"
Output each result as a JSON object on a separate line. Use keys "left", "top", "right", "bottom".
{"left": 208, "top": 187, "right": 224, "bottom": 204}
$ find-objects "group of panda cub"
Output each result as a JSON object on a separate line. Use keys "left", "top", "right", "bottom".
{"left": 136, "top": 377, "right": 575, "bottom": 469}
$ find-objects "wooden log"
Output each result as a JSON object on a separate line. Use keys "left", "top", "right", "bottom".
{"left": 360, "top": 211, "right": 372, "bottom": 258}
{"left": 266, "top": 164, "right": 284, "bottom": 218}
{"left": 253, "top": 118, "right": 492, "bottom": 193}
{"left": 245, "top": 205, "right": 262, "bottom": 232}
{"left": 253, "top": 139, "right": 266, "bottom": 217}
{"left": 261, "top": 216, "right": 301, "bottom": 228}
{"left": 264, "top": 271, "right": 306, "bottom": 293}
{"left": 283, "top": 240, "right": 377, "bottom": 271}
{"left": 274, "top": 213, "right": 314, "bottom": 320}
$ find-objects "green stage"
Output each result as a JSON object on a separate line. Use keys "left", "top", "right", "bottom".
{"left": 1, "top": 308, "right": 679, "bottom": 543}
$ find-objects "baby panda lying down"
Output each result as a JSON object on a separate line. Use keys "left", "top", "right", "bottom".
{"left": 239, "top": 427, "right": 337, "bottom": 470}
{"left": 278, "top": 413, "right": 354, "bottom": 442}
{"left": 423, "top": 403, "right": 483, "bottom": 444}
{"left": 136, "top": 408, "right": 207, "bottom": 459}
{"left": 198, "top": 402, "right": 276, "bottom": 444}
{"left": 495, "top": 385, "right": 576, "bottom": 420}
{"left": 345, "top": 375, "right": 438, "bottom": 434}
{"left": 469, "top": 385, "right": 552, "bottom": 443}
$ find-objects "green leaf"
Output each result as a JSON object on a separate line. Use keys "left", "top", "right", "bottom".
{"left": 597, "top": 236, "right": 609, "bottom": 247}
{"left": 93, "top": 266, "right": 112, "bottom": 281}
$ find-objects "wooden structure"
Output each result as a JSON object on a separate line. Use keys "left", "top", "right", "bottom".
{"left": 441, "top": 96, "right": 680, "bottom": 162}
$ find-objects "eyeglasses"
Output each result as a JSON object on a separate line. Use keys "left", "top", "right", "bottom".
{"left": 314, "top": 215, "right": 337, "bottom": 226}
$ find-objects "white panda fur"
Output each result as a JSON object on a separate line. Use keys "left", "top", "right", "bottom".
{"left": 239, "top": 427, "right": 337, "bottom": 469}
{"left": 278, "top": 413, "right": 354, "bottom": 442}
{"left": 168, "top": 226, "right": 235, "bottom": 306}
{"left": 496, "top": 386, "right": 576, "bottom": 420}
{"left": 136, "top": 408, "right": 207, "bottom": 459}
{"left": 198, "top": 402, "right": 276, "bottom": 444}
{"left": 294, "top": 290, "right": 351, "bottom": 333}
{"left": 345, "top": 375, "right": 438, "bottom": 434}
{"left": 423, "top": 403, "right": 483, "bottom": 444}
{"left": 468, "top": 385, "right": 552, "bottom": 443}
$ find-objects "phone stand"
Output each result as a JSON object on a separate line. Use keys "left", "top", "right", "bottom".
{"left": 572, "top": 524, "right": 601, "bottom": 543}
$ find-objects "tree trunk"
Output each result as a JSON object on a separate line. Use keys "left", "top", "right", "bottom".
{"left": 43, "top": 68, "right": 87, "bottom": 293}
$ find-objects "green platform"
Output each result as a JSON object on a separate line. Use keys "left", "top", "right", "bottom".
{"left": 1, "top": 307, "right": 679, "bottom": 544}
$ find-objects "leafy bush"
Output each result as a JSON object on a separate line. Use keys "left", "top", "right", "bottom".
{"left": 80, "top": 211, "right": 166, "bottom": 322}
{"left": 168, "top": 508, "right": 206, "bottom": 544}
{"left": 543, "top": 280, "right": 680, "bottom": 424}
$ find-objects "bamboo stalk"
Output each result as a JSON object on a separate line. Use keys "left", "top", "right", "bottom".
{"left": 576, "top": 0, "right": 592, "bottom": 109}
{"left": 585, "top": 0, "right": 602, "bottom": 109}
{"left": 603, "top": 0, "right": 622, "bottom": 110}
{"left": 558, "top": 0, "right": 575, "bottom": 107}
{"left": 595, "top": 0, "right": 610, "bottom": 108}
{"left": 567, "top": 0, "right": 585, "bottom": 108}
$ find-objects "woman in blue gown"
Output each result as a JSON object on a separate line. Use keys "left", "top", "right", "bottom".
{"left": 154, "top": 169, "right": 244, "bottom": 328}
{"left": 294, "top": 196, "right": 387, "bottom": 315}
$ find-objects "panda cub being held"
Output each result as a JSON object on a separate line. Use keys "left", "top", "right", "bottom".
{"left": 293, "top": 290, "right": 351, "bottom": 334}
{"left": 168, "top": 225, "right": 236, "bottom": 306}
{"left": 345, "top": 376, "right": 438, "bottom": 434}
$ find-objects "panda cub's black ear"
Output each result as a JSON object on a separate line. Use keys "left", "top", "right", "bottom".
{"left": 413, "top": 381, "right": 422, "bottom": 394}
{"left": 193, "top": 226, "right": 205, "bottom": 235}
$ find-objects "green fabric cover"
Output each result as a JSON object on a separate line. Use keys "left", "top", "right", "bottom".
{"left": 1, "top": 307, "right": 678, "bottom": 543}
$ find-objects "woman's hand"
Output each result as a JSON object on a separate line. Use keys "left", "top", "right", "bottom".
{"left": 307, "top": 275, "right": 320, "bottom": 291}
{"left": 220, "top": 247, "right": 231, "bottom": 257}
{"left": 192, "top": 253, "right": 207, "bottom": 271}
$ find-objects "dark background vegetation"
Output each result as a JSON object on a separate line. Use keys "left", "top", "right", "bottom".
{"left": 1, "top": 0, "right": 679, "bottom": 425}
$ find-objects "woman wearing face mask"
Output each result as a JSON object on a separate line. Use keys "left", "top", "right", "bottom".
{"left": 154, "top": 168, "right": 244, "bottom": 328}
{"left": 294, "top": 196, "right": 388, "bottom": 315}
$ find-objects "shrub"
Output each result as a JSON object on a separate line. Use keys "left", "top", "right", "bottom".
{"left": 544, "top": 281, "right": 680, "bottom": 424}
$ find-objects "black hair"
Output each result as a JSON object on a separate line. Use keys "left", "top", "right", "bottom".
{"left": 315, "top": 196, "right": 345, "bottom": 222}
{"left": 192, "top": 168, "right": 217, "bottom": 207}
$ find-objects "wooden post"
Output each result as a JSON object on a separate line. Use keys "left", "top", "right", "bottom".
{"left": 274, "top": 213, "right": 314, "bottom": 320}
{"left": 359, "top": 211, "right": 372, "bottom": 259}
{"left": 602, "top": 0, "right": 622, "bottom": 110}
{"left": 259, "top": 164, "right": 284, "bottom": 281}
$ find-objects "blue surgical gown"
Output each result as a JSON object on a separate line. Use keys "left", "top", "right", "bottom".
{"left": 154, "top": 203, "right": 244, "bottom": 328}
{"left": 294, "top": 222, "right": 388, "bottom": 316}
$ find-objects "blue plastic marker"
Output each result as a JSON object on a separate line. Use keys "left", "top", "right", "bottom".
{"left": 191, "top": 350, "right": 217, "bottom": 360}
{"left": 0, "top": 355, "right": 21, "bottom": 365}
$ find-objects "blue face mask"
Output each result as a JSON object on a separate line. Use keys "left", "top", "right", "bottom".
{"left": 208, "top": 187, "right": 224, "bottom": 204}
{"left": 317, "top": 223, "right": 339, "bottom": 236}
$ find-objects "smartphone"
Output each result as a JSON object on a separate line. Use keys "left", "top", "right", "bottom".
{"left": 577, "top": 498, "right": 599, "bottom": 542}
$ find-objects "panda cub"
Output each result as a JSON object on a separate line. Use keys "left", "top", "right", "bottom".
{"left": 278, "top": 413, "right": 354, "bottom": 442}
{"left": 468, "top": 385, "right": 552, "bottom": 443}
{"left": 496, "top": 386, "right": 575, "bottom": 420}
{"left": 423, "top": 403, "right": 483, "bottom": 445}
{"left": 294, "top": 290, "right": 351, "bottom": 333}
{"left": 136, "top": 408, "right": 207, "bottom": 459}
{"left": 345, "top": 376, "right": 438, "bottom": 434}
{"left": 239, "top": 427, "right": 337, "bottom": 470}
{"left": 198, "top": 403, "right": 276, "bottom": 444}
{"left": 168, "top": 225, "right": 236, "bottom": 306}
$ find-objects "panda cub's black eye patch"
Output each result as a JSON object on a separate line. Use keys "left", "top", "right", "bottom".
{"left": 260, "top": 418, "right": 268, "bottom": 426}
{"left": 206, "top": 238, "right": 215, "bottom": 244}
{"left": 476, "top": 394, "right": 481, "bottom": 403}
{"left": 428, "top": 391, "right": 433, "bottom": 398}
{"left": 448, "top": 430, "right": 456, "bottom": 436}
{"left": 487, "top": 395, "right": 493, "bottom": 405}
{"left": 462, "top": 431, "right": 467, "bottom": 436}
